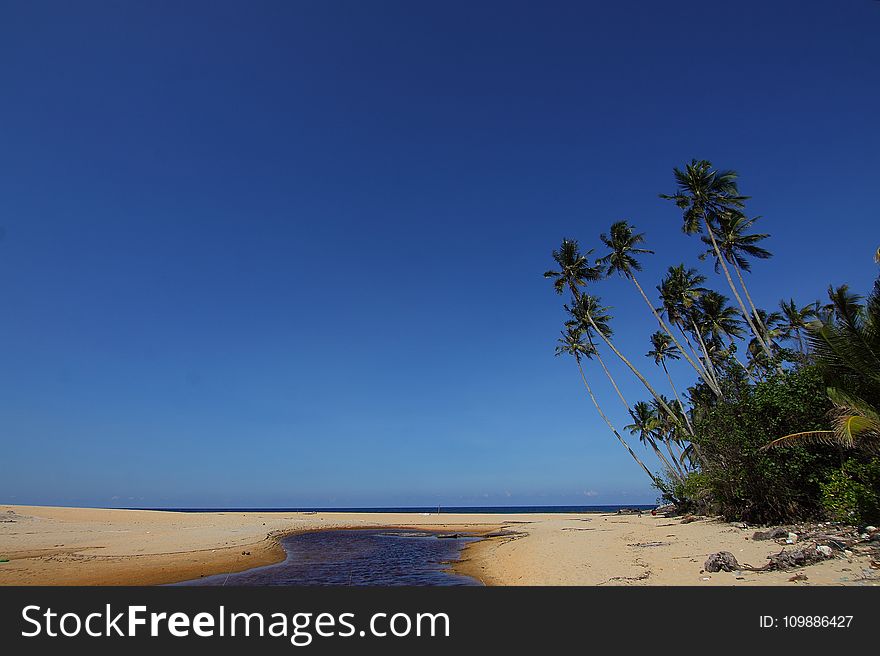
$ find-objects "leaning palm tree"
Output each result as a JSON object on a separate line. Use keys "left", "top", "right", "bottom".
{"left": 624, "top": 401, "right": 684, "bottom": 481}
{"left": 544, "top": 238, "right": 603, "bottom": 297}
{"left": 546, "top": 239, "right": 686, "bottom": 427}
{"left": 700, "top": 213, "right": 772, "bottom": 338}
{"left": 660, "top": 159, "right": 776, "bottom": 364}
{"left": 556, "top": 327, "right": 661, "bottom": 484}
{"left": 695, "top": 290, "right": 745, "bottom": 349}
{"left": 765, "top": 277, "right": 880, "bottom": 452}
{"left": 779, "top": 298, "right": 817, "bottom": 354}
{"left": 651, "top": 395, "right": 690, "bottom": 478}
{"left": 646, "top": 331, "right": 695, "bottom": 434}
{"left": 657, "top": 264, "right": 722, "bottom": 394}
{"left": 694, "top": 290, "right": 753, "bottom": 381}
{"left": 567, "top": 294, "right": 630, "bottom": 414}
{"left": 598, "top": 220, "right": 716, "bottom": 394}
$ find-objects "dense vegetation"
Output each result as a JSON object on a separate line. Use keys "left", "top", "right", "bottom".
{"left": 546, "top": 160, "right": 880, "bottom": 525}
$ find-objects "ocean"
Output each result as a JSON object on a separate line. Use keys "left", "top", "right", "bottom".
{"left": 148, "top": 504, "right": 655, "bottom": 514}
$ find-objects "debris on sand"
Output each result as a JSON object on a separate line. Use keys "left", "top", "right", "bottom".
{"left": 704, "top": 552, "right": 740, "bottom": 572}
{"left": 753, "top": 527, "right": 788, "bottom": 541}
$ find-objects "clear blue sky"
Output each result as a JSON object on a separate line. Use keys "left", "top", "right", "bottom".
{"left": 1, "top": 1, "right": 877, "bottom": 508}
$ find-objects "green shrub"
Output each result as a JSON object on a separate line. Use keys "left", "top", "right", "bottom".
{"left": 820, "top": 458, "right": 880, "bottom": 525}
{"left": 690, "top": 363, "right": 839, "bottom": 523}
{"left": 663, "top": 471, "right": 712, "bottom": 513}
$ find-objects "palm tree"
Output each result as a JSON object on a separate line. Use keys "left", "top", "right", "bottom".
{"left": 544, "top": 238, "right": 602, "bottom": 298}
{"left": 598, "top": 220, "right": 715, "bottom": 392}
{"left": 657, "top": 265, "right": 722, "bottom": 394}
{"left": 651, "top": 395, "right": 690, "bottom": 477}
{"left": 700, "top": 213, "right": 772, "bottom": 338}
{"left": 765, "top": 277, "right": 880, "bottom": 452}
{"left": 567, "top": 294, "right": 630, "bottom": 414}
{"left": 694, "top": 290, "right": 753, "bottom": 381}
{"left": 546, "top": 239, "right": 687, "bottom": 428}
{"left": 779, "top": 298, "right": 817, "bottom": 353}
{"left": 555, "top": 327, "right": 661, "bottom": 484}
{"left": 624, "top": 401, "right": 685, "bottom": 481}
{"left": 660, "top": 159, "right": 776, "bottom": 364}
{"left": 646, "top": 331, "right": 695, "bottom": 434}
{"left": 695, "top": 290, "right": 744, "bottom": 349}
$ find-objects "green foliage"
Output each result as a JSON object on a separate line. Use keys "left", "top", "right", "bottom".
{"left": 689, "top": 365, "right": 839, "bottom": 523}
{"left": 663, "top": 471, "right": 712, "bottom": 513}
{"left": 820, "top": 458, "right": 880, "bottom": 525}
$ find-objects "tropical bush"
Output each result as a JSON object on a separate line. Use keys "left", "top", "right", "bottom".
{"left": 685, "top": 365, "right": 838, "bottom": 523}
{"left": 820, "top": 458, "right": 880, "bottom": 525}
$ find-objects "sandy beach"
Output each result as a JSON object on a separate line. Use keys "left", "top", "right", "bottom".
{"left": 0, "top": 505, "right": 876, "bottom": 586}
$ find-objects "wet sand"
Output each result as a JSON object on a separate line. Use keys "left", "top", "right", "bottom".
{"left": 0, "top": 505, "right": 876, "bottom": 586}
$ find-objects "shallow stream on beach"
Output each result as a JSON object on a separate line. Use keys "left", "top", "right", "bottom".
{"left": 175, "top": 529, "right": 481, "bottom": 586}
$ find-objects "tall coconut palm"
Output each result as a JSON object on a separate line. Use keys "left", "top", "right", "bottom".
{"left": 555, "top": 327, "right": 660, "bottom": 484}
{"left": 746, "top": 308, "right": 786, "bottom": 377}
{"left": 696, "top": 291, "right": 744, "bottom": 345}
{"left": 544, "top": 238, "right": 602, "bottom": 298}
{"left": 624, "top": 401, "right": 685, "bottom": 481}
{"left": 657, "top": 265, "right": 722, "bottom": 394}
{"left": 598, "top": 220, "right": 715, "bottom": 393}
{"left": 546, "top": 239, "right": 686, "bottom": 427}
{"left": 651, "top": 395, "right": 690, "bottom": 478}
{"left": 700, "top": 213, "right": 772, "bottom": 338}
{"left": 646, "top": 331, "right": 695, "bottom": 434}
{"left": 694, "top": 290, "right": 754, "bottom": 381}
{"left": 779, "top": 298, "right": 817, "bottom": 354}
{"left": 567, "top": 294, "right": 630, "bottom": 414}
{"left": 660, "top": 159, "right": 776, "bottom": 364}
{"left": 573, "top": 293, "right": 686, "bottom": 433}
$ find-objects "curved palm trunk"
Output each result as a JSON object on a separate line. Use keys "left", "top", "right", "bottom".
{"left": 734, "top": 353, "right": 759, "bottom": 384}
{"left": 645, "top": 435, "right": 683, "bottom": 481}
{"left": 732, "top": 260, "right": 766, "bottom": 334}
{"left": 732, "top": 259, "right": 784, "bottom": 374}
{"left": 703, "top": 217, "right": 776, "bottom": 363}
{"left": 573, "top": 359, "right": 660, "bottom": 486}
{"left": 582, "top": 311, "right": 682, "bottom": 435}
{"left": 689, "top": 318, "right": 722, "bottom": 391}
{"left": 675, "top": 322, "right": 709, "bottom": 371}
{"left": 593, "top": 347, "right": 630, "bottom": 412}
{"left": 663, "top": 438, "right": 687, "bottom": 479}
{"left": 629, "top": 274, "right": 722, "bottom": 398}
{"left": 661, "top": 360, "right": 695, "bottom": 435}
{"left": 591, "top": 345, "right": 685, "bottom": 478}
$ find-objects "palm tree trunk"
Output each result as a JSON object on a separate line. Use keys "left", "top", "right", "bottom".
{"left": 574, "top": 359, "right": 660, "bottom": 486}
{"left": 732, "top": 259, "right": 784, "bottom": 374}
{"left": 663, "top": 438, "right": 687, "bottom": 479}
{"left": 593, "top": 345, "right": 630, "bottom": 413}
{"left": 674, "top": 321, "right": 712, "bottom": 377}
{"left": 661, "top": 360, "right": 695, "bottom": 435}
{"left": 646, "top": 436, "right": 683, "bottom": 482}
{"left": 703, "top": 217, "right": 776, "bottom": 363}
{"left": 732, "top": 351, "right": 759, "bottom": 384}
{"left": 591, "top": 344, "right": 684, "bottom": 478}
{"left": 630, "top": 274, "right": 722, "bottom": 398}
{"left": 690, "top": 318, "right": 722, "bottom": 390}
{"left": 582, "top": 311, "right": 682, "bottom": 434}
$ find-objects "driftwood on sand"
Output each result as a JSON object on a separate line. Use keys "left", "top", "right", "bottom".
{"left": 704, "top": 546, "right": 832, "bottom": 573}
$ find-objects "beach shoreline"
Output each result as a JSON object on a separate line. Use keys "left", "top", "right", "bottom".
{"left": 1, "top": 505, "right": 876, "bottom": 586}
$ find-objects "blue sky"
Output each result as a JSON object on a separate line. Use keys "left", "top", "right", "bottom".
{"left": 1, "top": 1, "right": 878, "bottom": 508}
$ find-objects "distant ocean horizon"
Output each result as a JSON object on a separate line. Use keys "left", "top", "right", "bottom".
{"left": 141, "top": 504, "right": 657, "bottom": 514}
